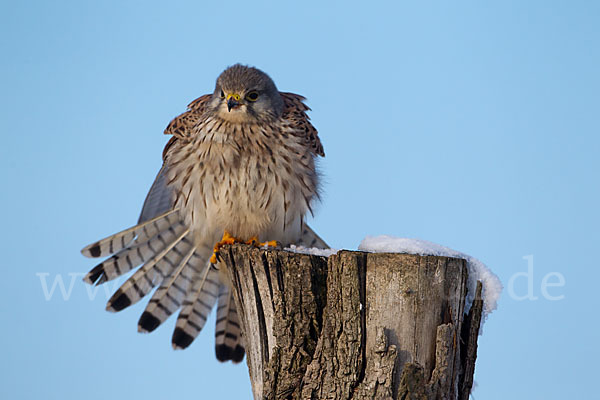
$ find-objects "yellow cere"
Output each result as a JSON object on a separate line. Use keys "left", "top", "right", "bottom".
{"left": 227, "top": 93, "right": 241, "bottom": 101}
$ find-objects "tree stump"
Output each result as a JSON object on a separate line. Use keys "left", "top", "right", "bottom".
{"left": 219, "top": 244, "right": 483, "bottom": 400}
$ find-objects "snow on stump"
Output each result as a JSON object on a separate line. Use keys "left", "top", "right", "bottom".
{"left": 218, "top": 244, "right": 484, "bottom": 400}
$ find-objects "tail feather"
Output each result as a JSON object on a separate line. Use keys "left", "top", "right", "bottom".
{"left": 83, "top": 222, "right": 186, "bottom": 285}
{"left": 172, "top": 260, "right": 220, "bottom": 349}
{"left": 138, "top": 242, "right": 212, "bottom": 333}
{"left": 81, "top": 209, "right": 180, "bottom": 258}
{"left": 215, "top": 285, "right": 245, "bottom": 363}
{"left": 297, "top": 224, "right": 329, "bottom": 249}
{"left": 106, "top": 225, "right": 190, "bottom": 312}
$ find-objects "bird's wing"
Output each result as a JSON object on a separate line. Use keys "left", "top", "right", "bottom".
{"left": 163, "top": 94, "right": 212, "bottom": 139}
{"left": 138, "top": 164, "right": 173, "bottom": 223}
{"left": 280, "top": 92, "right": 325, "bottom": 157}
{"left": 138, "top": 93, "right": 211, "bottom": 223}
{"left": 279, "top": 92, "right": 328, "bottom": 249}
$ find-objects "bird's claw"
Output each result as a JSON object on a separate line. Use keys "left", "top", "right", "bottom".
{"left": 245, "top": 236, "right": 278, "bottom": 248}
{"left": 211, "top": 231, "right": 239, "bottom": 264}
{"left": 210, "top": 232, "right": 280, "bottom": 264}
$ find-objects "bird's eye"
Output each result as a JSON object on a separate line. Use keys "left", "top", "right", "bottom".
{"left": 245, "top": 91, "right": 259, "bottom": 102}
{"left": 220, "top": 90, "right": 225, "bottom": 98}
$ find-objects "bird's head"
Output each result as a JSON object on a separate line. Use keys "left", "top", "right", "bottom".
{"left": 211, "top": 64, "right": 284, "bottom": 123}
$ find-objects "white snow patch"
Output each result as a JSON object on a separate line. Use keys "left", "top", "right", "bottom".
{"left": 284, "top": 245, "right": 338, "bottom": 258}
{"left": 358, "top": 235, "right": 502, "bottom": 326}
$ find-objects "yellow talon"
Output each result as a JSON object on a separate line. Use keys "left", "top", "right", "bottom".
{"left": 246, "top": 237, "right": 278, "bottom": 248}
{"left": 210, "top": 231, "right": 279, "bottom": 264}
{"left": 211, "top": 231, "right": 240, "bottom": 264}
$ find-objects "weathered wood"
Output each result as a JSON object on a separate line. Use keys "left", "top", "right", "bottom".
{"left": 219, "top": 244, "right": 483, "bottom": 400}
{"left": 458, "top": 281, "right": 483, "bottom": 400}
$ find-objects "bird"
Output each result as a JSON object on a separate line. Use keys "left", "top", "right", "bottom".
{"left": 81, "top": 64, "right": 328, "bottom": 363}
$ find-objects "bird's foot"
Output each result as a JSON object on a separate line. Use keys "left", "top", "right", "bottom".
{"left": 245, "top": 236, "right": 279, "bottom": 248}
{"left": 211, "top": 231, "right": 242, "bottom": 263}
{"left": 210, "top": 232, "right": 279, "bottom": 264}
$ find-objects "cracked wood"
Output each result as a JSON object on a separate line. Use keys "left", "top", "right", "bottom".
{"left": 219, "top": 244, "right": 483, "bottom": 400}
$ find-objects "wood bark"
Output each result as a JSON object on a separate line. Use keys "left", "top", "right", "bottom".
{"left": 219, "top": 244, "right": 483, "bottom": 400}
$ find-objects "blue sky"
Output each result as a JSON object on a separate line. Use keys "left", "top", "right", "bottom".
{"left": 1, "top": 1, "right": 598, "bottom": 399}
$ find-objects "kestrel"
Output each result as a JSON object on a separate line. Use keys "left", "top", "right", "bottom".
{"left": 81, "top": 64, "right": 328, "bottom": 363}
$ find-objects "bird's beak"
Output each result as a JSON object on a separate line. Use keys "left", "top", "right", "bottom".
{"left": 226, "top": 94, "right": 241, "bottom": 112}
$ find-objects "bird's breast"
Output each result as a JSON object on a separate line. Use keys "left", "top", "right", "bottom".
{"left": 167, "top": 126, "right": 318, "bottom": 242}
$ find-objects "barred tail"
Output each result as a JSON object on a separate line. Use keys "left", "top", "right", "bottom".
{"left": 82, "top": 207, "right": 248, "bottom": 361}
{"left": 82, "top": 209, "right": 216, "bottom": 341}
{"left": 81, "top": 209, "right": 181, "bottom": 259}
{"left": 106, "top": 226, "right": 191, "bottom": 312}
{"left": 297, "top": 224, "right": 329, "bottom": 249}
{"left": 172, "top": 258, "right": 221, "bottom": 349}
{"left": 138, "top": 242, "right": 213, "bottom": 333}
{"left": 215, "top": 285, "right": 245, "bottom": 363}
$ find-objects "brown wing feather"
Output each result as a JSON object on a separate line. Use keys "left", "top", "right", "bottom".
{"left": 163, "top": 94, "right": 212, "bottom": 139}
{"left": 162, "top": 94, "right": 213, "bottom": 161}
{"left": 163, "top": 92, "right": 324, "bottom": 159}
{"left": 280, "top": 92, "right": 325, "bottom": 157}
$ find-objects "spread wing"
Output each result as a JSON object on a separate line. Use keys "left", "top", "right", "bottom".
{"left": 280, "top": 92, "right": 325, "bottom": 157}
